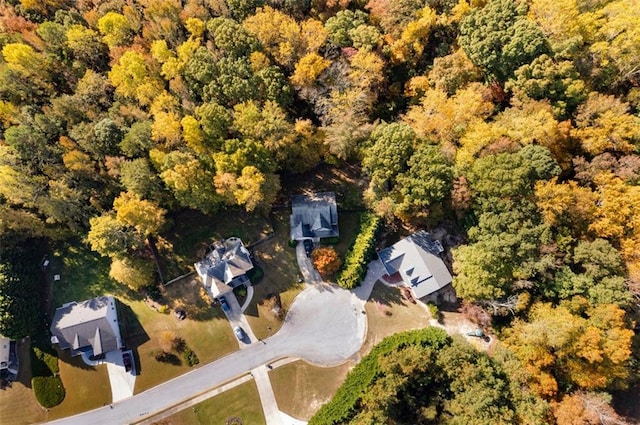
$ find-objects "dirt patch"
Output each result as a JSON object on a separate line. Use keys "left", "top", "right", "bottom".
{"left": 270, "top": 360, "right": 354, "bottom": 421}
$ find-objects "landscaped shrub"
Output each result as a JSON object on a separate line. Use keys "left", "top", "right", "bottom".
{"left": 309, "top": 327, "right": 449, "bottom": 425}
{"left": 288, "top": 239, "right": 298, "bottom": 248}
{"left": 31, "top": 346, "right": 59, "bottom": 376}
{"left": 183, "top": 348, "right": 199, "bottom": 367}
{"left": 32, "top": 376, "right": 65, "bottom": 408}
{"left": 336, "top": 213, "right": 382, "bottom": 289}
{"left": 234, "top": 285, "right": 247, "bottom": 298}
{"left": 426, "top": 302, "right": 440, "bottom": 321}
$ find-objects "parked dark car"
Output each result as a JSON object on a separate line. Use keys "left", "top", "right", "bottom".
{"left": 219, "top": 296, "right": 230, "bottom": 312}
{"left": 303, "top": 239, "right": 313, "bottom": 257}
{"left": 122, "top": 351, "right": 132, "bottom": 372}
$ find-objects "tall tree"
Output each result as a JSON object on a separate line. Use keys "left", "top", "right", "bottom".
{"left": 459, "top": 0, "right": 549, "bottom": 81}
{"left": 504, "top": 302, "right": 634, "bottom": 398}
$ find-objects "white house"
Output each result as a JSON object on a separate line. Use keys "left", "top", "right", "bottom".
{"left": 378, "top": 231, "right": 454, "bottom": 302}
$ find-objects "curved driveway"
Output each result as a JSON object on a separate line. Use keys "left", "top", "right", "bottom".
{"left": 48, "top": 283, "right": 368, "bottom": 425}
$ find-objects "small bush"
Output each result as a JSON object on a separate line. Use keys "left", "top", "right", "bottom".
{"left": 426, "top": 303, "right": 440, "bottom": 320}
{"left": 183, "top": 349, "right": 200, "bottom": 367}
{"left": 288, "top": 239, "right": 298, "bottom": 248}
{"left": 172, "top": 337, "right": 187, "bottom": 353}
{"left": 159, "top": 331, "right": 177, "bottom": 352}
{"left": 32, "top": 376, "right": 65, "bottom": 408}
{"left": 158, "top": 305, "right": 169, "bottom": 314}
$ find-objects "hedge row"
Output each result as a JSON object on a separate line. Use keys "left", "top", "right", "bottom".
{"left": 336, "top": 213, "right": 382, "bottom": 289}
{"left": 309, "top": 327, "right": 450, "bottom": 425}
{"left": 32, "top": 376, "right": 65, "bottom": 408}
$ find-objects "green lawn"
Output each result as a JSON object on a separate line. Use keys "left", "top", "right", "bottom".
{"left": 47, "top": 349, "right": 111, "bottom": 421}
{"left": 130, "top": 296, "right": 236, "bottom": 393}
{"left": 269, "top": 360, "right": 353, "bottom": 421}
{"left": 244, "top": 211, "right": 304, "bottom": 340}
{"left": 152, "top": 380, "right": 265, "bottom": 425}
{"left": 0, "top": 340, "right": 47, "bottom": 425}
{"left": 42, "top": 241, "right": 238, "bottom": 406}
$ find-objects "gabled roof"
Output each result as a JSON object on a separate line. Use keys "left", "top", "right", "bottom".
{"left": 50, "top": 296, "right": 122, "bottom": 356}
{"left": 290, "top": 192, "right": 339, "bottom": 240}
{"left": 195, "top": 237, "right": 253, "bottom": 293}
{"left": 378, "top": 231, "right": 451, "bottom": 299}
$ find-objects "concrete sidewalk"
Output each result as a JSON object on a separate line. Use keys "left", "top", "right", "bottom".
{"left": 252, "top": 365, "right": 283, "bottom": 425}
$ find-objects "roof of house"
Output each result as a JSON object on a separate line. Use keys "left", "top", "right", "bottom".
{"left": 378, "top": 231, "right": 451, "bottom": 299}
{"left": 290, "top": 192, "right": 339, "bottom": 240}
{"left": 50, "top": 296, "right": 121, "bottom": 356}
{"left": 195, "top": 237, "right": 253, "bottom": 292}
{"left": 0, "top": 336, "right": 10, "bottom": 369}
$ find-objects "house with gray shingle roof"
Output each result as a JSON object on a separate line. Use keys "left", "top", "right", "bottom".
{"left": 378, "top": 231, "right": 453, "bottom": 301}
{"left": 290, "top": 192, "right": 339, "bottom": 242}
{"left": 50, "top": 296, "right": 123, "bottom": 357}
{"left": 195, "top": 237, "right": 253, "bottom": 298}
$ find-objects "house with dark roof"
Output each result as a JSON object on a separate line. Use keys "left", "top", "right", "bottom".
{"left": 195, "top": 237, "right": 254, "bottom": 298}
{"left": 290, "top": 192, "right": 339, "bottom": 242}
{"left": 378, "top": 231, "right": 454, "bottom": 302}
{"left": 50, "top": 296, "right": 123, "bottom": 357}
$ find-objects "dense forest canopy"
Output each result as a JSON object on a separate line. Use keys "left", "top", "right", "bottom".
{"left": 0, "top": 0, "right": 639, "bottom": 422}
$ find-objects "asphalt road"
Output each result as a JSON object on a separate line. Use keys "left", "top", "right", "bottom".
{"left": 47, "top": 283, "right": 367, "bottom": 425}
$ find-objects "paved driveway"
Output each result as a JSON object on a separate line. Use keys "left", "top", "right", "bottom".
{"left": 104, "top": 351, "right": 136, "bottom": 402}
{"left": 295, "top": 242, "right": 322, "bottom": 284}
{"left": 47, "top": 284, "right": 367, "bottom": 425}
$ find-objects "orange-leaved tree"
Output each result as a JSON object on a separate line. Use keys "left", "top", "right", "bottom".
{"left": 311, "top": 247, "right": 342, "bottom": 277}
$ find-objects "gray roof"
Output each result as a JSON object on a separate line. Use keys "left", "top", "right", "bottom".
{"left": 50, "top": 296, "right": 121, "bottom": 356}
{"left": 195, "top": 237, "right": 253, "bottom": 294}
{"left": 378, "top": 231, "right": 451, "bottom": 298}
{"left": 290, "top": 192, "right": 339, "bottom": 240}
